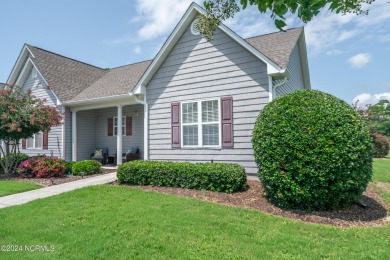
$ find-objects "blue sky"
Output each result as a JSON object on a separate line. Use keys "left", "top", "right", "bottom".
{"left": 1, "top": 0, "right": 389, "bottom": 105}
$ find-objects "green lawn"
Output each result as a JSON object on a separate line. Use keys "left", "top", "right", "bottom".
{"left": 0, "top": 181, "right": 42, "bottom": 197}
{"left": 0, "top": 184, "right": 389, "bottom": 259}
{"left": 0, "top": 161, "right": 389, "bottom": 259}
{"left": 373, "top": 159, "right": 390, "bottom": 182}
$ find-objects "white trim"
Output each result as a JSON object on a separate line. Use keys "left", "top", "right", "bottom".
{"left": 116, "top": 105, "right": 123, "bottom": 165}
{"left": 61, "top": 105, "right": 66, "bottom": 159}
{"left": 64, "top": 94, "right": 132, "bottom": 106}
{"left": 26, "top": 132, "right": 43, "bottom": 149}
{"left": 113, "top": 116, "right": 126, "bottom": 136}
{"left": 268, "top": 76, "right": 273, "bottom": 102}
{"left": 298, "top": 30, "right": 311, "bottom": 89}
{"left": 131, "top": 2, "right": 282, "bottom": 94}
{"left": 181, "top": 97, "right": 221, "bottom": 148}
{"left": 190, "top": 19, "right": 200, "bottom": 36}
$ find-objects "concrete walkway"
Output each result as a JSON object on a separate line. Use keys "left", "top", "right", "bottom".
{"left": 0, "top": 172, "right": 117, "bottom": 209}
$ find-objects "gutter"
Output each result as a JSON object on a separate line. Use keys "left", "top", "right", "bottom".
{"left": 62, "top": 94, "right": 131, "bottom": 106}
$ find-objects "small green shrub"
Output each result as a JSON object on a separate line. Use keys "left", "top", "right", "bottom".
{"left": 65, "top": 161, "right": 76, "bottom": 174}
{"left": 72, "top": 160, "right": 102, "bottom": 176}
{"left": 117, "top": 161, "right": 247, "bottom": 193}
{"left": 371, "top": 133, "right": 390, "bottom": 158}
{"left": 252, "top": 89, "right": 373, "bottom": 211}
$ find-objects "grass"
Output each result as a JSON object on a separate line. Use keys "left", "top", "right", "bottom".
{"left": 0, "top": 181, "right": 42, "bottom": 197}
{"left": 373, "top": 159, "right": 390, "bottom": 182}
{"left": 0, "top": 184, "right": 389, "bottom": 259}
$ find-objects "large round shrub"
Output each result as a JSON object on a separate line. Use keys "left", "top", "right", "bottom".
{"left": 371, "top": 133, "right": 390, "bottom": 158}
{"left": 252, "top": 90, "right": 373, "bottom": 210}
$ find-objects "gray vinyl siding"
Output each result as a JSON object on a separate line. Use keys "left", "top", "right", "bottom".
{"left": 19, "top": 68, "right": 63, "bottom": 157}
{"left": 74, "top": 104, "right": 144, "bottom": 161}
{"left": 146, "top": 25, "right": 269, "bottom": 175}
{"left": 275, "top": 43, "right": 305, "bottom": 97}
{"left": 76, "top": 110, "right": 97, "bottom": 161}
{"left": 64, "top": 107, "right": 72, "bottom": 161}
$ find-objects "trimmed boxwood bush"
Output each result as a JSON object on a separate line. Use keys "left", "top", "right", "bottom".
{"left": 371, "top": 133, "right": 390, "bottom": 158}
{"left": 117, "top": 161, "right": 247, "bottom": 193}
{"left": 72, "top": 160, "right": 102, "bottom": 176}
{"left": 252, "top": 89, "right": 373, "bottom": 211}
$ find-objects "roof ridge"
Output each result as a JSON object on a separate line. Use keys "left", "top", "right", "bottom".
{"left": 26, "top": 44, "right": 105, "bottom": 71}
{"left": 110, "top": 59, "right": 153, "bottom": 70}
{"left": 244, "top": 26, "right": 303, "bottom": 40}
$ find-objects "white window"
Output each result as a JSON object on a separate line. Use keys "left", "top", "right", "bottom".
{"left": 114, "top": 116, "right": 126, "bottom": 136}
{"left": 182, "top": 99, "right": 220, "bottom": 147}
{"left": 26, "top": 132, "right": 43, "bottom": 149}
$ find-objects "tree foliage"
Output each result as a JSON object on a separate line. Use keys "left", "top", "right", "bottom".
{"left": 198, "top": 0, "right": 375, "bottom": 41}
{"left": 353, "top": 99, "right": 390, "bottom": 137}
{"left": 0, "top": 84, "right": 62, "bottom": 175}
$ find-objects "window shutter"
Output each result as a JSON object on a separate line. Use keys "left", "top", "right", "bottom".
{"left": 22, "top": 139, "right": 26, "bottom": 149}
{"left": 126, "top": 116, "right": 132, "bottom": 136}
{"left": 171, "top": 102, "right": 181, "bottom": 148}
{"left": 221, "top": 96, "right": 233, "bottom": 147}
{"left": 43, "top": 131, "right": 49, "bottom": 149}
{"left": 108, "top": 118, "right": 113, "bottom": 136}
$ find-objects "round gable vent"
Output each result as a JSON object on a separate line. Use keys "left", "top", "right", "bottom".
{"left": 191, "top": 19, "right": 201, "bottom": 36}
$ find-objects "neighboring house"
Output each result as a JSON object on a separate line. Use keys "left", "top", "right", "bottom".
{"left": 5, "top": 3, "right": 310, "bottom": 175}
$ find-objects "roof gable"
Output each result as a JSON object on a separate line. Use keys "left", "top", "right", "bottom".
{"left": 26, "top": 45, "right": 107, "bottom": 102}
{"left": 245, "top": 27, "right": 303, "bottom": 69}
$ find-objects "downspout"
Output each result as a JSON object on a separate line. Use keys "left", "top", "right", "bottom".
{"left": 133, "top": 93, "right": 149, "bottom": 160}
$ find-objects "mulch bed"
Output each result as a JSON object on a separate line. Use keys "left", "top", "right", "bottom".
{"left": 114, "top": 180, "right": 390, "bottom": 227}
{"left": 0, "top": 168, "right": 117, "bottom": 187}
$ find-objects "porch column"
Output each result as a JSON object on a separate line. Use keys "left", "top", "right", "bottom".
{"left": 117, "top": 105, "right": 123, "bottom": 165}
{"left": 72, "top": 111, "right": 77, "bottom": 161}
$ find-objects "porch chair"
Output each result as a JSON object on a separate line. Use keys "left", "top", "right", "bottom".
{"left": 115, "top": 147, "right": 140, "bottom": 163}
{"left": 90, "top": 148, "right": 108, "bottom": 165}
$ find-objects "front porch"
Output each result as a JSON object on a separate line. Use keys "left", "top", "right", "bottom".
{"left": 68, "top": 103, "right": 144, "bottom": 165}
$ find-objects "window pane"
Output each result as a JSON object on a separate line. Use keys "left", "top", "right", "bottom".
{"left": 183, "top": 125, "right": 198, "bottom": 146}
{"left": 114, "top": 118, "right": 118, "bottom": 126}
{"left": 35, "top": 133, "right": 43, "bottom": 148}
{"left": 202, "top": 124, "right": 219, "bottom": 146}
{"left": 26, "top": 138, "right": 34, "bottom": 148}
{"left": 183, "top": 102, "right": 198, "bottom": 123}
{"left": 202, "top": 100, "right": 218, "bottom": 122}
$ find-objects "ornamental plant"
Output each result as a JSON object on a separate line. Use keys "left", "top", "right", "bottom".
{"left": 18, "top": 156, "right": 66, "bottom": 178}
{"left": 371, "top": 133, "right": 390, "bottom": 158}
{"left": 252, "top": 89, "right": 373, "bottom": 211}
{"left": 0, "top": 84, "right": 62, "bottom": 175}
{"left": 72, "top": 160, "right": 102, "bottom": 176}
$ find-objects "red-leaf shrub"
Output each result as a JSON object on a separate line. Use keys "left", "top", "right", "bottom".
{"left": 371, "top": 133, "right": 390, "bottom": 158}
{"left": 18, "top": 156, "right": 65, "bottom": 178}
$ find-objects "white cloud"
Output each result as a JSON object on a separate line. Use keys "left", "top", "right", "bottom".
{"left": 353, "top": 92, "right": 390, "bottom": 106}
{"left": 347, "top": 53, "right": 372, "bottom": 68}
{"left": 133, "top": 46, "right": 142, "bottom": 54}
{"left": 325, "top": 49, "right": 343, "bottom": 55}
{"left": 135, "top": 0, "right": 201, "bottom": 40}
{"left": 303, "top": 1, "right": 390, "bottom": 54}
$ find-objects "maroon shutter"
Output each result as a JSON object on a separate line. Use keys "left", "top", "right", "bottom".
{"left": 171, "top": 102, "right": 181, "bottom": 148}
{"left": 43, "top": 131, "right": 49, "bottom": 149}
{"left": 126, "top": 116, "right": 132, "bottom": 136}
{"left": 22, "top": 139, "right": 26, "bottom": 149}
{"left": 108, "top": 118, "right": 113, "bottom": 136}
{"left": 221, "top": 96, "right": 233, "bottom": 147}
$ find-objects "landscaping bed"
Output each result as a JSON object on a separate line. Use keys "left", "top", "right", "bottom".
{"left": 114, "top": 180, "right": 389, "bottom": 227}
{"left": 0, "top": 168, "right": 116, "bottom": 187}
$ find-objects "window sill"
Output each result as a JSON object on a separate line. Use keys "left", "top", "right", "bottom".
{"left": 179, "top": 147, "right": 222, "bottom": 150}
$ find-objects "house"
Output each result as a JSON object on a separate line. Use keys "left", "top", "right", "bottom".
{"left": 5, "top": 3, "right": 310, "bottom": 175}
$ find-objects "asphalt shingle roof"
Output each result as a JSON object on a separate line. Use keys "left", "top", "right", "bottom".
{"left": 27, "top": 45, "right": 107, "bottom": 102}
{"left": 25, "top": 27, "right": 302, "bottom": 102}
{"left": 71, "top": 60, "right": 151, "bottom": 102}
{"left": 245, "top": 27, "right": 303, "bottom": 69}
